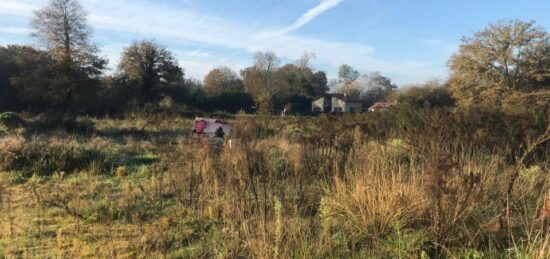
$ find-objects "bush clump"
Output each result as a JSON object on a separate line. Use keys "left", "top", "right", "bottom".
{"left": 0, "top": 139, "right": 109, "bottom": 178}
{"left": 0, "top": 112, "right": 26, "bottom": 129}
{"left": 30, "top": 113, "right": 95, "bottom": 133}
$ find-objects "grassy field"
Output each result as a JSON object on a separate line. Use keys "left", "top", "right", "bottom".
{"left": 0, "top": 109, "right": 549, "bottom": 258}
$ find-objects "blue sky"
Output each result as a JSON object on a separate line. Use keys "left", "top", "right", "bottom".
{"left": 0, "top": 0, "right": 549, "bottom": 85}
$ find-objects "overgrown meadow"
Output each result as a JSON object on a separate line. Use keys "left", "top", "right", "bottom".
{"left": 0, "top": 108, "right": 548, "bottom": 258}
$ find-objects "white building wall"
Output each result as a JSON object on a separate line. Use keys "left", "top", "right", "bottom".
{"left": 312, "top": 96, "right": 363, "bottom": 113}
{"left": 331, "top": 97, "right": 345, "bottom": 112}
{"left": 312, "top": 98, "right": 325, "bottom": 112}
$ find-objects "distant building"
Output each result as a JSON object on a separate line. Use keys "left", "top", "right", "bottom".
{"left": 312, "top": 93, "right": 364, "bottom": 113}
{"left": 368, "top": 102, "right": 395, "bottom": 112}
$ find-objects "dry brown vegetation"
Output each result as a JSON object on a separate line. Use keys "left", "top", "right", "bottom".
{"left": 0, "top": 108, "right": 549, "bottom": 258}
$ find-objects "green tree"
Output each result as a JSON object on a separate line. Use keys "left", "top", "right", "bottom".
{"left": 363, "top": 72, "right": 398, "bottom": 105}
{"left": 240, "top": 51, "right": 329, "bottom": 113}
{"left": 338, "top": 64, "right": 360, "bottom": 84}
{"left": 276, "top": 64, "right": 327, "bottom": 113}
{"left": 311, "top": 71, "right": 329, "bottom": 97}
{"left": 278, "top": 53, "right": 329, "bottom": 99}
{"left": 397, "top": 80, "right": 455, "bottom": 109}
{"left": 118, "top": 40, "right": 184, "bottom": 103}
{"left": 448, "top": 20, "right": 550, "bottom": 107}
{"left": 9, "top": 46, "right": 55, "bottom": 110}
{"left": 0, "top": 46, "right": 22, "bottom": 111}
{"left": 277, "top": 64, "right": 310, "bottom": 97}
{"left": 335, "top": 64, "right": 362, "bottom": 100}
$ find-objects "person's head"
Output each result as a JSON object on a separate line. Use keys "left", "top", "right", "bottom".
{"left": 215, "top": 127, "right": 225, "bottom": 138}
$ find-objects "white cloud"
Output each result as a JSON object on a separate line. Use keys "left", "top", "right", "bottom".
{"left": 0, "top": 0, "right": 36, "bottom": 16}
{"left": 279, "top": 0, "right": 345, "bottom": 34}
{"left": 0, "top": 0, "right": 447, "bottom": 84}
{"left": 0, "top": 26, "right": 32, "bottom": 35}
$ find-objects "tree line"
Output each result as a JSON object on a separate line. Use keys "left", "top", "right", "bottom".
{"left": 0, "top": 0, "right": 417, "bottom": 115}
{"left": 0, "top": 0, "right": 549, "bottom": 116}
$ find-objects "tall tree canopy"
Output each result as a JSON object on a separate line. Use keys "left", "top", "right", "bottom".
{"left": 288, "top": 53, "right": 329, "bottom": 98}
{"left": 337, "top": 64, "right": 360, "bottom": 84}
{"left": 240, "top": 51, "right": 281, "bottom": 113}
{"left": 8, "top": 46, "right": 56, "bottom": 108}
{"left": 276, "top": 64, "right": 328, "bottom": 112}
{"left": 30, "top": 0, "right": 106, "bottom": 111}
{"left": 32, "top": 0, "right": 105, "bottom": 73}
{"left": 203, "top": 66, "right": 243, "bottom": 96}
{"left": 241, "top": 51, "right": 281, "bottom": 97}
{"left": 448, "top": 20, "right": 550, "bottom": 107}
{"left": 278, "top": 64, "right": 328, "bottom": 98}
{"left": 32, "top": 0, "right": 90, "bottom": 62}
{"left": 397, "top": 80, "right": 455, "bottom": 109}
{"left": 335, "top": 64, "right": 362, "bottom": 99}
{"left": 118, "top": 40, "right": 184, "bottom": 103}
{"left": 295, "top": 52, "right": 317, "bottom": 70}
{"left": 0, "top": 46, "right": 24, "bottom": 110}
{"left": 241, "top": 51, "right": 329, "bottom": 113}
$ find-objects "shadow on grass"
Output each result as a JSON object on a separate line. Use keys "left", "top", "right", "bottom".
{"left": 5, "top": 146, "right": 161, "bottom": 183}
{"left": 94, "top": 128, "right": 192, "bottom": 140}
{"left": 16, "top": 113, "right": 191, "bottom": 140}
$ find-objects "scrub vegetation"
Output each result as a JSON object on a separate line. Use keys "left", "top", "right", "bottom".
{"left": 1, "top": 0, "right": 549, "bottom": 258}
{"left": 0, "top": 108, "right": 549, "bottom": 258}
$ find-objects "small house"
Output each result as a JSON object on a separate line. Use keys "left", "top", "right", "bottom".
{"left": 312, "top": 93, "right": 364, "bottom": 113}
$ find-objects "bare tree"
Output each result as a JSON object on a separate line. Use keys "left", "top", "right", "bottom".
{"left": 30, "top": 0, "right": 106, "bottom": 111}
{"left": 32, "top": 0, "right": 92, "bottom": 64}
{"left": 295, "top": 52, "right": 316, "bottom": 70}
{"left": 240, "top": 51, "right": 281, "bottom": 114}
{"left": 241, "top": 51, "right": 280, "bottom": 97}
{"left": 254, "top": 51, "right": 281, "bottom": 95}
{"left": 336, "top": 72, "right": 397, "bottom": 103}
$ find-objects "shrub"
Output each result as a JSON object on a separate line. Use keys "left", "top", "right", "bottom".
{"left": 0, "top": 138, "right": 108, "bottom": 178}
{"left": 319, "top": 143, "right": 428, "bottom": 251}
{"left": 0, "top": 112, "right": 26, "bottom": 129}
{"left": 115, "top": 166, "right": 128, "bottom": 177}
{"left": 29, "top": 113, "right": 95, "bottom": 133}
{"left": 397, "top": 85, "right": 455, "bottom": 109}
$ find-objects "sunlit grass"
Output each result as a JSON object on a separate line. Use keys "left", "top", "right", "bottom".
{"left": 0, "top": 110, "right": 548, "bottom": 258}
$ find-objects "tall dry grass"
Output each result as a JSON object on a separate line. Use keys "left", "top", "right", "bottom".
{"left": 0, "top": 110, "right": 548, "bottom": 257}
